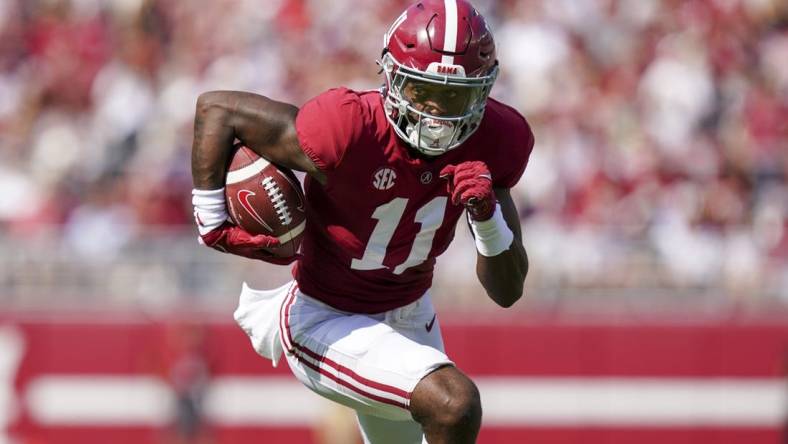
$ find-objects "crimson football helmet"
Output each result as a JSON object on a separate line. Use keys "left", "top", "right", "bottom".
{"left": 380, "top": 0, "right": 498, "bottom": 156}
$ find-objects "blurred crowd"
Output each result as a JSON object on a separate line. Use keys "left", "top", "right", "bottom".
{"left": 0, "top": 0, "right": 786, "bottom": 307}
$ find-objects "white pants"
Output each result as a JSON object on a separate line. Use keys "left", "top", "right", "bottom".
{"left": 235, "top": 281, "right": 452, "bottom": 444}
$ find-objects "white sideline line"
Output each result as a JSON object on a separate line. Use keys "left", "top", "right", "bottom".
{"left": 478, "top": 377, "right": 787, "bottom": 426}
{"left": 25, "top": 376, "right": 174, "bottom": 425}
{"left": 25, "top": 376, "right": 788, "bottom": 427}
{"left": 203, "top": 377, "right": 332, "bottom": 425}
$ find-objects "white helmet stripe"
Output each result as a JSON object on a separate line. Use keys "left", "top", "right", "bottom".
{"left": 441, "top": 0, "right": 458, "bottom": 65}
{"left": 386, "top": 11, "right": 408, "bottom": 47}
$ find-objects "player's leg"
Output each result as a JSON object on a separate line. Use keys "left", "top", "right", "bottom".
{"left": 356, "top": 412, "right": 423, "bottom": 444}
{"left": 280, "top": 283, "right": 452, "bottom": 443}
{"left": 385, "top": 294, "right": 481, "bottom": 444}
{"left": 353, "top": 294, "right": 451, "bottom": 444}
{"left": 409, "top": 365, "right": 482, "bottom": 444}
{"left": 315, "top": 404, "right": 362, "bottom": 444}
{"left": 356, "top": 368, "right": 481, "bottom": 444}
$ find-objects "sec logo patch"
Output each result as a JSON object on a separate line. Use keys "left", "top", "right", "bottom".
{"left": 372, "top": 167, "right": 397, "bottom": 190}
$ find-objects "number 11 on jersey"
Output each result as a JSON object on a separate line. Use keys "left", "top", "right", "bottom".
{"left": 351, "top": 197, "right": 448, "bottom": 275}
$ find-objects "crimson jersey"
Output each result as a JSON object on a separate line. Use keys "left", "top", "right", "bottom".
{"left": 293, "top": 88, "right": 533, "bottom": 313}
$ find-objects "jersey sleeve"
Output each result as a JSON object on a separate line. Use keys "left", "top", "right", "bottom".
{"left": 295, "top": 88, "right": 369, "bottom": 173}
{"left": 489, "top": 107, "right": 535, "bottom": 189}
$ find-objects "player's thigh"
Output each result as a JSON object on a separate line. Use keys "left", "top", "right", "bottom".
{"left": 281, "top": 286, "right": 452, "bottom": 421}
{"left": 357, "top": 412, "right": 424, "bottom": 444}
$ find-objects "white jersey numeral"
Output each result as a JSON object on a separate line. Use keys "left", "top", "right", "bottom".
{"left": 351, "top": 197, "right": 448, "bottom": 274}
{"left": 351, "top": 198, "right": 408, "bottom": 271}
{"left": 393, "top": 197, "right": 447, "bottom": 275}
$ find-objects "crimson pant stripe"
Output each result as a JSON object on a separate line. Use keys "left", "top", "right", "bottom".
{"left": 279, "top": 283, "right": 297, "bottom": 353}
{"left": 284, "top": 284, "right": 409, "bottom": 399}
{"left": 283, "top": 284, "right": 410, "bottom": 402}
{"left": 292, "top": 348, "right": 408, "bottom": 409}
{"left": 282, "top": 283, "right": 410, "bottom": 407}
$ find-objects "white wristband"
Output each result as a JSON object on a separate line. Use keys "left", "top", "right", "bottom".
{"left": 469, "top": 203, "right": 514, "bottom": 257}
{"left": 192, "top": 188, "right": 229, "bottom": 236}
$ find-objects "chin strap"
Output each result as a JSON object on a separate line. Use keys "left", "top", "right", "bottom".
{"left": 469, "top": 203, "right": 514, "bottom": 257}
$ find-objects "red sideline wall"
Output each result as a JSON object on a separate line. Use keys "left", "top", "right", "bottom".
{"left": 0, "top": 311, "right": 786, "bottom": 444}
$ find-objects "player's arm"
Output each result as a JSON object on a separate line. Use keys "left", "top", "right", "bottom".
{"left": 190, "top": 91, "right": 323, "bottom": 263}
{"left": 473, "top": 188, "right": 528, "bottom": 307}
{"left": 191, "top": 90, "right": 326, "bottom": 189}
{"left": 441, "top": 162, "right": 527, "bottom": 308}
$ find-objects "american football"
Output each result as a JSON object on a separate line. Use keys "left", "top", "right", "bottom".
{"left": 225, "top": 144, "right": 306, "bottom": 257}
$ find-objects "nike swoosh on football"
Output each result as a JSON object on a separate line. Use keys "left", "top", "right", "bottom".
{"left": 425, "top": 314, "right": 437, "bottom": 332}
{"left": 237, "top": 190, "right": 273, "bottom": 232}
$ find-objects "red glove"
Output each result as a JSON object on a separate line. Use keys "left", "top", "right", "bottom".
{"left": 200, "top": 221, "right": 299, "bottom": 265}
{"left": 440, "top": 161, "right": 497, "bottom": 221}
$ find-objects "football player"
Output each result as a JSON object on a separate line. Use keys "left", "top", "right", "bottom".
{"left": 191, "top": 1, "right": 533, "bottom": 442}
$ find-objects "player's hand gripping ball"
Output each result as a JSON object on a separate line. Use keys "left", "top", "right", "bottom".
{"left": 221, "top": 144, "right": 306, "bottom": 261}
{"left": 440, "top": 161, "right": 497, "bottom": 221}
{"left": 200, "top": 221, "right": 297, "bottom": 265}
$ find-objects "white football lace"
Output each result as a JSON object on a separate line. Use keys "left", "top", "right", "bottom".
{"left": 262, "top": 177, "right": 293, "bottom": 226}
